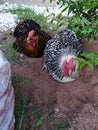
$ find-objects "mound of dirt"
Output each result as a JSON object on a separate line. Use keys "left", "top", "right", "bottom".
{"left": 1, "top": 31, "right": 98, "bottom": 130}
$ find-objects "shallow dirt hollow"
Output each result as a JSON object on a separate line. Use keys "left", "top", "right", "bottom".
{"left": 0, "top": 31, "right": 98, "bottom": 130}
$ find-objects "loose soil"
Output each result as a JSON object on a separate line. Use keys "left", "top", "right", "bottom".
{"left": 0, "top": 31, "right": 98, "bottom": 130}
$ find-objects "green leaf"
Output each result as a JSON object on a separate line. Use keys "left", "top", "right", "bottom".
{"left": 86, "top": 62, "right": 93, "bottom": 70}
{"left": 94, "top": 60, "right": 98, "bottom": 65}
{"left": 34, "top": 113, "right": 49, "bottom": 128}
{"left": 85, "top": 3, "right": 98, "bottom": 10}
{"left": 56, "top": 22, "right": 64, "bottom": 28}
{"left": 75, "top": 57, "right": 85, "bottom": 62}
{"left": 78, "top": 62, "right": 86, "bottom": 70}
{"left": 61, "top": 6, "right": 68, "bottom": 13}
{"left": 68, "top": 7, "right": 73, "bottom": 15}
{"left": 81, "top": 53, "right": 93, "bottom": 59}
{"left": 82, "top": 17, "right": 91, "bottom": 25}
{"left": 46, "top": 7, "right": 49, "bottom": 12}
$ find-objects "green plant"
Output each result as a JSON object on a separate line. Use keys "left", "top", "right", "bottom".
{"left": 9, "top": 7, "right": 34, "bottom": 20}
{"left": 8, "top": 7, "right": 55, "bottom": 32}
{"left": 0, "top": 43, "right": 18, "bottom": 63}
{"left": 48, "top": 0, "right": 98, "bottom": 40}
{"left": 13, "top": 75, "right": 28, "bottom": 130}
{"left": 46, "top": 0, "right": 98, "bottom": 70}
{"left": 0, "top": 42, "right": 28, "bottom": 65}
{"left": 45, "top": 0, "right": 98, "bottom": 37}
{"left": 76, "top": 53, "right": 98, "bottom": 70}
{"left": 34, "top": 112, "right": 50, "bottom": 128}
{"left": 12, "top": 75, "right": 43, "bottom": 130}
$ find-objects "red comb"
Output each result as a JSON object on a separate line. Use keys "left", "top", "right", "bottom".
{"left": 67, "top": 58, "right": 74, "bottom": 68}
{"left": 28, "top": 30, "right": 35, "bottom": 37}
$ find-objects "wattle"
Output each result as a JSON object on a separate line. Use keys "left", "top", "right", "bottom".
{"left": 29, "top": 41, "right": 36, "bottom": 47}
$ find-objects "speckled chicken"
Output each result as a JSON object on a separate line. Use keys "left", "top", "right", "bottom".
{"left": 44, "top": 29, "right": 83, "bottom": 83}
{"left": 13, "top": 19, "right": 51, "bottom": 57}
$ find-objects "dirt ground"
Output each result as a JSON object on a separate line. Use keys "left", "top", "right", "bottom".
{"left": 0, "top": 30, "right": 98, "bottom": 130}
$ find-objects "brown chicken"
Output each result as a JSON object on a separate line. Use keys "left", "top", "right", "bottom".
{"left": 13, "top": 19, "right": 51, "bottom": 57}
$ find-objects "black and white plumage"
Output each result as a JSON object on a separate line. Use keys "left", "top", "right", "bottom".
{"left": 44, "top": 29, "right": 83, "bottom": 83}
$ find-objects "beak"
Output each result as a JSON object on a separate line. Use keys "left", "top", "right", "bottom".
{"left": 27, "top": 37, "right": 34, "bottom": 42}
{"left": 27, "top": 37, "right": 29, "bottom": 42}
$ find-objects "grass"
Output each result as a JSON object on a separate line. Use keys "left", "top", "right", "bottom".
{"left": 12, "top": 74, "right": 44, "bottom": 130}
{"left": 12, "top": 75, "right": 27, "bottom": 130}
{"left": 0, "top": 42, "right": 29, "bottom": 65}
{"left": 12, "top": 74, "right": 55, "bottom": 130}
{"left": 0, "top": 42, "right": 18, "bottom": 63}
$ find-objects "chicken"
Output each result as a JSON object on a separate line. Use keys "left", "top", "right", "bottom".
{"left": 13, "top": 19, "right": 51, "bottom": 57}
{"left": 44, "top": 29, "right": 83, "bottom": 83}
